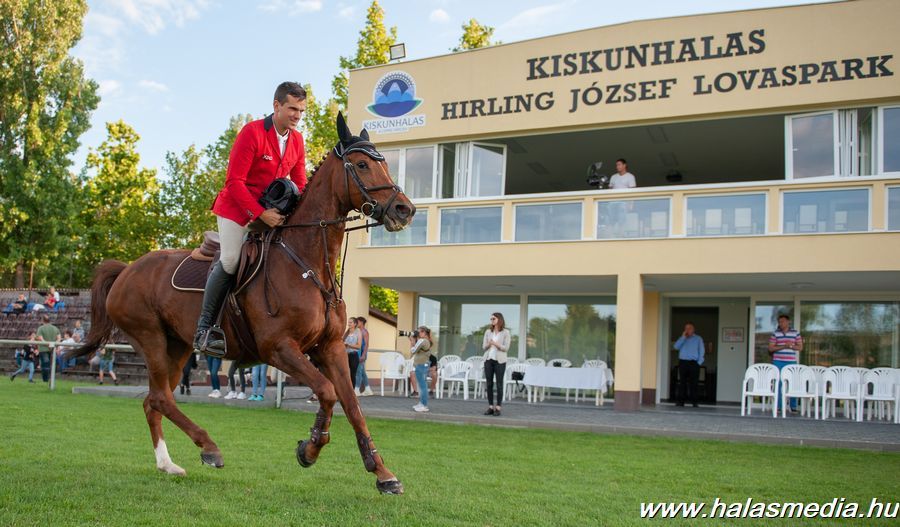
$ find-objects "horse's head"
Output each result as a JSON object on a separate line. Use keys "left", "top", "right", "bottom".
{"left": 334, "top": 112, "right": 415, "bottom": 232}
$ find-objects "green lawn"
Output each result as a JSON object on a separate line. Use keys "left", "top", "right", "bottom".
{"left": 1, "top": 380, "right": 898, "bottom": 526}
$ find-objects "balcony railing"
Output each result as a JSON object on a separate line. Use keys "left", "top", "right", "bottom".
{"left": 365, "top": 177, "right": 900, "bottom": 246}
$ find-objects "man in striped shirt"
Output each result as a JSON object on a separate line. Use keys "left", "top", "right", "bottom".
{"left": 768, "top": 314, "right": 803, "bottom": 412}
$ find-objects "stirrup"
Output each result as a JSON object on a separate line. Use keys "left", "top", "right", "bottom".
{"left": 198, "top": 326, "right": 227, "bottom": 358}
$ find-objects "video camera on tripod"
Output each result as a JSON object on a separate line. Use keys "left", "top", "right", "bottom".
{"left": 586, "top": 162, "right": 611, "bottom": 189}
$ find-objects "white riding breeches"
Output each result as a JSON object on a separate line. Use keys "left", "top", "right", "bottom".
{"left": 216, "top": 216, "right": 248, "bottom": 274}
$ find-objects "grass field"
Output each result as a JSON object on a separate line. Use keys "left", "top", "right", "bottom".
{"left": 1, "top": 380, "right": 898, "bottom": 526}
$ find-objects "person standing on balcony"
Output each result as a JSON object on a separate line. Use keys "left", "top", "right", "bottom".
{"left": 673, "top": 322, "right": 704, "bottom": 407}
{"left": 482, "top": 312, "right": 511, "bottom": 417}
{"left": 609, "top": 158, "right": 636, "bottom": 189}
{"left": 768, "top": 314, "right": 803, "bottom": 413}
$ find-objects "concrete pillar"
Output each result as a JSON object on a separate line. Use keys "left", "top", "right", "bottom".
{"left": 343, "top": 276, "right": 370, "bottom": 323}
{"left": 641, "top": 291, "right": 660, "bottom": 406}
{"left": 614, "top": 272, "right": 643, "bottom": 411}
{"left": 670, "top": 191, "right": 685, "bottom": 236}
{"left": 767, "top": 187, "right": 780, "bottom": 234}
{"left": 395, "top": 291, "right": 416, "bottom": 353}
{"left": 871, "top": 182, "right": 886, "bottom": 231}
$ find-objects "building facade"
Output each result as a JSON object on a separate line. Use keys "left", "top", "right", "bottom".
{"left": 342, "top": 0, "right": 900, "bottom": 410}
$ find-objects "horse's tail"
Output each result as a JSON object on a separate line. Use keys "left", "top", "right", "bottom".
{"left": 70, "top": 260, "right": 128, "bottom": 358}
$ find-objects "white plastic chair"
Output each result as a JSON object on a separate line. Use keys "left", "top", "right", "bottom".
{"left": 580, "top": 360, "right": 610, "bottom": 404}
{"left": 503, "top": 362, "right": 529, "bottom": 401}
{"left": 821, "top": 366, "right": 861, "bottom": 420}
{"left": 506, "top": 357, "right": 519, "bottom": 366}
{"left": 858, "top": 368, "right": 898, "bottom": 422}
{"left": 523, "top": 358, "right": 546, "bottom": 400}
{"left": 808, "top": 366, "right": 826, "bottom": 396}
{"left": 378, "top": 352, "right": 408, "bottom": 396}
{"left": 741, "top": 364, "right": 779, "bottom": 417}
{"left": 733, "top": 207, "right": 753, "bottom": 234}
{"left": 465, "top": 356, "right": 485, "bottom": 398}
{"left": 435, "top": 355, "right": 461, "bottom": 389}
{"left": 437, "top": 361, "right": 471, "bottom": 400}
{"left": 779, "top": 364, "right": 818, "bottom": 419}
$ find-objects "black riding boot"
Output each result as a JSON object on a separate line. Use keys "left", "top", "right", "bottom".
{"left": 193, "top": 261, "right": 234, "bottom": 357}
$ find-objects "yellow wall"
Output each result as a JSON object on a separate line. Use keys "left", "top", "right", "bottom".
{"left": 349, "top": 0, "right": 900, "bottom": 144}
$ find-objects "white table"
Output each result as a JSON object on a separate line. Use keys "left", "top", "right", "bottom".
{"left": 524, "top": 366, "right": 614, "bottom": 406}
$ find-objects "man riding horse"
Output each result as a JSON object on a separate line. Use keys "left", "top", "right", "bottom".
{"left": 195, "top": 81, "right": 308, "bottom": 357}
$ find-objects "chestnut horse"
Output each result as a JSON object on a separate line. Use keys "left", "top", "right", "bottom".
{"left": 72, "top": 114, "right": 414, "bottom": 494}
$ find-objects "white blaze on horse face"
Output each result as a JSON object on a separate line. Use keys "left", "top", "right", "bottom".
{"left": 154, "top": 439, "right": 186, "bottom": 476}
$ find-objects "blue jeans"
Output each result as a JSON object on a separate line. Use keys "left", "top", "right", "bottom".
{"left": 252, "top": 364, "right": 268, "bottom": 397}
{"left": 356, "top": 357, "right": 369, "bottom": 390}
{"left": 12, "top": 361, "right": 35, "bottom": 381}
{"left": 206, "top": 356, "right": 222, "bottom": 391}
{"left": 773, "top": 360, "right": 797, "bottom": 410}
{"left": 39, "top": 352, "right": 51, "bottom": 382}
{"left": 415, "top": 364, "right": 429, "bottom": 407}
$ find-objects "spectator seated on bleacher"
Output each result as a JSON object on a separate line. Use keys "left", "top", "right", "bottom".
{"left": 9, "top": 293, "right": 28, "bottom": 315}
{"left": 56, "top": 330, "right": 76, "bottom": 371}
{"left": 44, "top": 286, "right": 62, "bottom": 311}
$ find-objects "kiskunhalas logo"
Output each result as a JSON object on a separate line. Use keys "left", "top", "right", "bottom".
{"left": 362, "top": 71, "right": 426, "bottom": 134}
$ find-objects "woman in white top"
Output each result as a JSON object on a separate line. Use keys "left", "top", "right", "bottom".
{"left": 343, "top": 317, "right": 362, "bottom": 390}
{"left": 482, "top": 312, "right": 511, "bottom": 416}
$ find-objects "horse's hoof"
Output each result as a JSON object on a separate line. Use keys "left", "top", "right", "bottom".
{"left": 376, "top": 478, "right": 404, "bottom": 495}
{"left": 157, "top": 463, "right": 186, "bottom": 476}
{"left": 200, "top": 451, "right": 224, "bottom": 468}
{"left": 296, "top": 440, "right": 316, "bottom": 468}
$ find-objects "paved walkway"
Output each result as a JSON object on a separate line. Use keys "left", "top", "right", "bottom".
{"left": 72, "top": 385, "right": 900, "bottom": 452}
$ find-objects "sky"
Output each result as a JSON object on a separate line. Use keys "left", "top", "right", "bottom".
{"left": 72, "top": 0, "right": 829, "bottom": 175}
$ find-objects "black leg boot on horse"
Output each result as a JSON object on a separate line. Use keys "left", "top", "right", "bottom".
{"left": 194, "top": 261, "right": 234, "bottom": 358}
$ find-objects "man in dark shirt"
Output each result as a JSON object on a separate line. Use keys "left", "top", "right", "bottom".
{"left": 12, "top": 294, "right": 27, "bottom": 314}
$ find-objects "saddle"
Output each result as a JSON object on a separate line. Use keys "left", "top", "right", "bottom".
{"left": 171, "top": 231, "right": 265, "bottom": 357}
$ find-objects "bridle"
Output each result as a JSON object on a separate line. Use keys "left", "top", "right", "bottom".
{"left": 256, "top": 140, "right": 403, "bottom": 318}
{"left": 277, "top": 139, "right": 402, "bottom": 232}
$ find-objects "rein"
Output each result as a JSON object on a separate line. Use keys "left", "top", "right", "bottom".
{"left": 261, "top": 149, "right": 399, "bottom": 318}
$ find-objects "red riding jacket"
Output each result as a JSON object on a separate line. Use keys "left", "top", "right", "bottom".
{"left": 211, "top": 114, "right": 307, "bottom": 225}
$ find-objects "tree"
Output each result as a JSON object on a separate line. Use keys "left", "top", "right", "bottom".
{"left": 0, "top": 0, "right": 99, "bottom": 287}
{"left": 74, "top": 121, "right": 161, "bottom": 284}
{"left": 158, "top": 114, "right": 252, "bottom": 249}
{"left": 452, "top": 18, "right": 498, "bottom": 52}
{"left": 301, "top": 85, "right": 339, "bottom": 171}
{"left": 369, "top": 285, "right": 398, "bottom": 316}
{"left": 331, "top": 0, "right": 397, "bottom": 110}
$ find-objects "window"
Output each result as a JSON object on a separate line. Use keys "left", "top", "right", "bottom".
{"left": 515, "top": 202, "right": 582, "bottom": 242}
{"left": 379, "top": 147, "right": 437, "bottom": 200}
{"left": 888, "top": 187, "right": 900, "bottom": 231}
{"left": 526, "top": 296, "right": 616, "bottom": 366}
{"left": 787, "top": 112, "right": 837, "bottom": 178}
{"left": 382, "top": 149, "right": 400, "bottom": 184}
{"left": 686, "top": 194, "right": 766, "bottom": 237}
{"left": 753, "top": 303, "right": 793, "bottom": 364}
{"left": 881, "top": 106, "right": 900, "bottom": 174}
{"left": 782, "top": 189, "right": 869, "bottom": 234}
{"left": 416, "top": 295, "right": 521, "bottom": 359}
{"left": 469, "top": 143, "right": 505, "bottom": 197}
{"left": 370, "top": 209, "right": 427, "bottom": 246}
{"left": 597, "top": 198, "right": 669, "bottom": 239}
{"left": 800, "top": 301, "right": 900, "bottom": 367}
{"left": 404, "top": 146, "right": 435, "bottom": 200}
{"left": 438, "top": 142, "right": 506, "bottom": 198}
{"left": 787, "top": 108, "right": 877, "bottom": 179}
{"left": 440, "top": 206, "right": 502, "bottom": 244}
